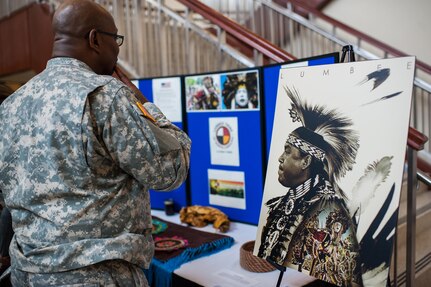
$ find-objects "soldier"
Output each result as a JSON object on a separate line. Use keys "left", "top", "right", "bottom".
{"left": 0, "top": 0, "right": 191, "bottom": 286}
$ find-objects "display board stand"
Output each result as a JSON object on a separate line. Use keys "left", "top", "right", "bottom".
{"left": 267, "top": 47, "right": 356, "bottom": 287}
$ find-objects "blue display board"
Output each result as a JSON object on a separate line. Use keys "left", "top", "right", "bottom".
{"left": 137, "top": 77, "right": 188, "bottom": 212}
{"left": 185, "top": 69, "right": 264, "bottom": 224}
{"left": 263, "top": 53, "right": 339, "bottom": 159}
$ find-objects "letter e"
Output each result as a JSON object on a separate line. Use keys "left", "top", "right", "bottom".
{"left": 407, "top": 62, "right": 413, "bottom": 70}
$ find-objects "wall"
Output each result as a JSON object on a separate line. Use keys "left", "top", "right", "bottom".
{"left": 323, "top": 0, "right": 431, "bottom": 67}
{"left": 0, "top": 3, "right": 53, "bottom": 82}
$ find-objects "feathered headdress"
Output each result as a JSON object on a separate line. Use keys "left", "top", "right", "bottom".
{"left": 284, "top": 86, "right": 360, "bottom": 183}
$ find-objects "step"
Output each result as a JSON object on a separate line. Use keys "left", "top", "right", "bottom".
{"left": 415, "top": 255, "right": 431, "bottom": 287}
{"left": 390, "top": 204, "right": 431, "bottom": 285}
{"left": 387, "top": 169, "right": 431, "bottom": 286}
{"left": 389, "top": 219, "right": 431, "bottom": 286}
{"left": 397, "top": 181, "right": 431, "bottom": 233}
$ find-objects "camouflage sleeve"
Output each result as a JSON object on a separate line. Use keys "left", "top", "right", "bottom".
{"left": 103, "top": 87, "right": 191, "bottom": 191}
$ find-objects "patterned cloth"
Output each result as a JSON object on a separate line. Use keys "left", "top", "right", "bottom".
{"left": 146, "top": 216, "right": 234, "bottom": 287}
{"left": 0, "top": 58, "right": 191, "bottom": 281}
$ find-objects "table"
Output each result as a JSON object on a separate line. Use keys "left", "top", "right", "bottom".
{"left": 151, "top": 209, "right": 316, "bottom": 287}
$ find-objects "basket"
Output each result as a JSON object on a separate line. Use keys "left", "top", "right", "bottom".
{"left": 239, "top": 240, "right": 276, "bottom": 273}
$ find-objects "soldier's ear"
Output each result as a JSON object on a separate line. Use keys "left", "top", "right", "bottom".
{"left": 302, "top": 155, "right": 312, "bottom": 170}
{"left": 88, "top": 29, "right": 100, "bottom": 53}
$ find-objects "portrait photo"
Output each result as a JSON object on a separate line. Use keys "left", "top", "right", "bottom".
{"left": 254, "top": 57, "right": 415, "bottom": 286}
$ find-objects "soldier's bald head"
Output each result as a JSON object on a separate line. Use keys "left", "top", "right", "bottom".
{"left": 51, "top": 0, "right": 120, "bottom": 75}
{"left": 52, "top": 0, "right": 114, "bottom": 38}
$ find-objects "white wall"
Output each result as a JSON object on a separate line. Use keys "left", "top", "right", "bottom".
{"left": 323, "top": 0, "right": 431, "bottom": 66}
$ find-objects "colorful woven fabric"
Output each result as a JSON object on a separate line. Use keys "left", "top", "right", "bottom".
{"left": 144, "top": 216, "right": 234, "bottom": 287}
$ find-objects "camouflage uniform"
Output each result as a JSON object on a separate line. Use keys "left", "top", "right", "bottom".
{"left": 0, "top": 58, "right": 191, "bottom": 286}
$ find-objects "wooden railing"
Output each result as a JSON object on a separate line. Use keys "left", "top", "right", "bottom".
{"left": 405, "top": 127, "right": 429, "bottom": 287}
{"left": 176, "top": 0, "right": 295, "bottom": 64}
{"left": 409, "top": 127, "right": 429, "bottom": 151}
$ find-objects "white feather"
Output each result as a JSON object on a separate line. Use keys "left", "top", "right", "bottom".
{"left": 349, "top": 156, "right": 393, "bottom": 218}
{"left": 362, "top": 263, "right": 389, "bottom": 286}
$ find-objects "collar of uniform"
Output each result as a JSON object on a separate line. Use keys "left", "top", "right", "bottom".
{"left": 47, "top": 57, "right": 94, "bottom": 73}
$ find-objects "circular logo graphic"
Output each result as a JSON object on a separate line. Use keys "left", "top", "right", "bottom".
{"left": 216, "top": 126, "right": 231, "bottom": 146}
{"left": 214, "top": 123, "right": 232, "bottom": 148}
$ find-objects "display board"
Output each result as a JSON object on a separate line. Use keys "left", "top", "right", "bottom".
{"left": 263, "top": 53, "right": 339, "bottom": 159}
{"left": 185, "top": 68, "right": 263, "bottom": 224}
{"left": 136, "top": 77, "right": 187, "bottom": 211}
{"left": 254, "top": 57, "right": 415, "bottom": 286}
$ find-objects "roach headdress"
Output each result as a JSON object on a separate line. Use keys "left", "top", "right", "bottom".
{"left": 284, "top": 86, "right": 360, "bottom": 183}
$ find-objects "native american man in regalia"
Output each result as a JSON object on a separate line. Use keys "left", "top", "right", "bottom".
{"left": 258, "top": 87, "right": 363, "bottom": 286}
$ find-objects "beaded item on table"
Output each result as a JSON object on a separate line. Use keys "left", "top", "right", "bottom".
{"left": 154, "top": 236, "right": 189, "bottom": 252}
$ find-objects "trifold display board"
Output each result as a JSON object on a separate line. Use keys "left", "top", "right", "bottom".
{"left": 136, "top": 77, "right": 187, "bottom": 211}
{"left": 136, "top": 53, "right": 339, "bottom": 224}
{"left": 263, "top": 53, "right": 339, "bottom": 159}
{"left": 185, "top": 68, "right": 263, "bottom": 224}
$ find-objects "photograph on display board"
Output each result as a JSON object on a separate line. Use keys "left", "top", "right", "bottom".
{"left": 151, "top": 77, "right": 182, "bottom": 122}
{"left": 221, "top": 70, "right": 260, "bottom": 110}
{"left": 209, "top": 117, "right": 240, "bottom": 166}
{"left": 208, "top": 169, "right": 246, "bottom": 210}
{"left": 254, "top": 57, "right": 415, "bottom": 286}
{"left": 185, "top": 70, "right": 260, "bottom": 112}
{"left": 185, "top": 75, "right": 222, "bottom": 111}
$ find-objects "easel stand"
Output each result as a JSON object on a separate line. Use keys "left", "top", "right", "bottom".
{"left": 266, "top": 258, "right": 286, "bottom": 287}
{"left": 340, "top": 44, "right": 355, "bottom": 63}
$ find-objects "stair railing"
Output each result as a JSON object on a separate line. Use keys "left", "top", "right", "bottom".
{"left": 198, "top": 0, "right": 431, "bottom": 153}
{"left": 404, "top": 128, "right": 429, "bottom": 287}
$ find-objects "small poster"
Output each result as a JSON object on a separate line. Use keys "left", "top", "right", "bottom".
{"left": 131, "top": 80, "right": 139, "bottom": 88}
{"left": 152, "top": 77, "right": 182, "bottom": 122}
{"left": 208, "top": 169, "right": 246, "bottom": 210}
{"left": 209, "top": 117, "right": 240, "bottom": 166}
{"left": 254, "top": 57, "right": 415, "bottom": 286}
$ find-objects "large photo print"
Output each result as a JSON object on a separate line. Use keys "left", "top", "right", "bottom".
{"left": 254, "top": 57, "right": 415, "bottom": 286}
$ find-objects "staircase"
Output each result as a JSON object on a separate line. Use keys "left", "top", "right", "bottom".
{"left": 393, "top": 174, "right": 431, "bottom": 286}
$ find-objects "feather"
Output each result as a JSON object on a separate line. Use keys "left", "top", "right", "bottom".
{"left": 361, "top": 91, "right": 402, "bottom": 106}
{"left": 358, "top": 68, "right": 390, "bottom": 90}
{"left": 349, "top": 156, "right": 393, "bottom": 218}
{"left": 362, "top": 263, "right": 389, "bottom": 286}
